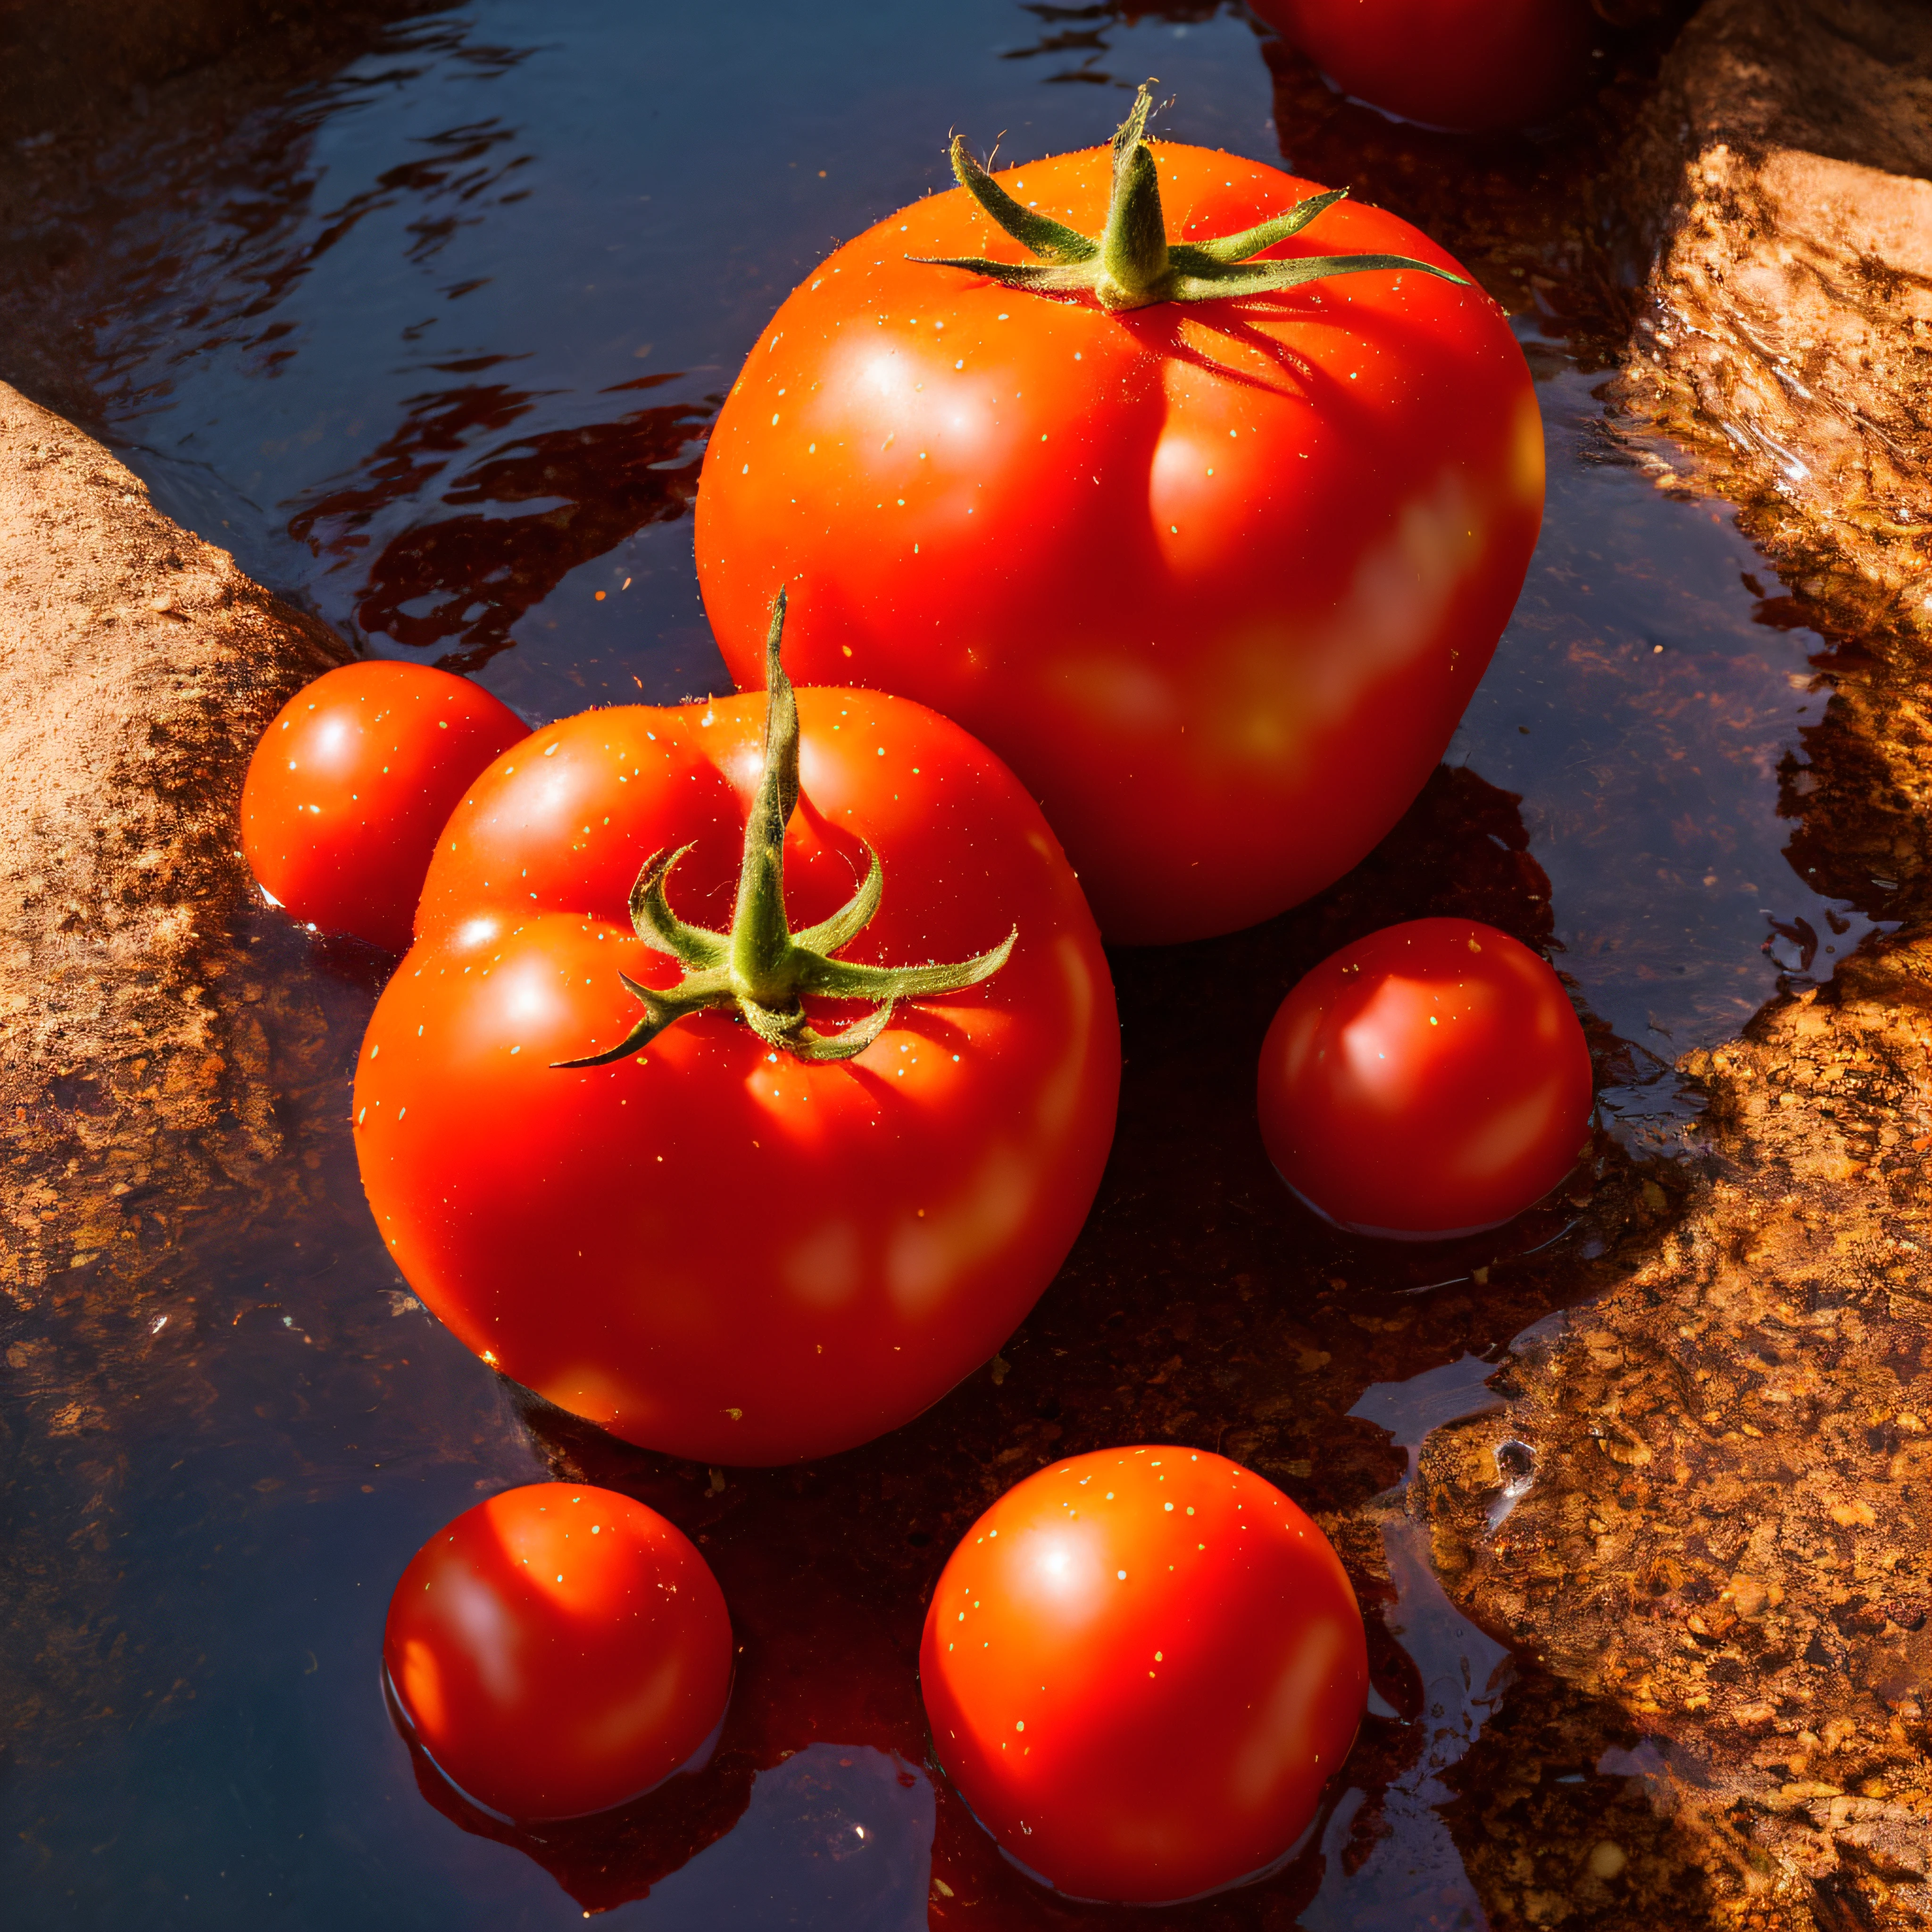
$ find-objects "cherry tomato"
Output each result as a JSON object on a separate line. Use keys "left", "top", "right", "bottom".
{"left": 921, "top": 1447, "right": 1366, "bottom": 1904}
{"left": 1251, "top": 0, "right": 1599, "bottom": 133}
{"left": 353, "top": 621, "right": 1119, "bottom": 1465}
{"left": 384, "top": 1483, "right": 732, "bottom": 1822}
{"left": 1257, "top": 916, "right": 1593, "bottom": 1238}
{"left": 695, "top": 98, "right": 1541, "bottom": 942}
{"left": 242, "top": 660, "right": 527, "bottom": 952}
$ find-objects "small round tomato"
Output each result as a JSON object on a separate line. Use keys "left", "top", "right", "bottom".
{"left": 921, "top": 1447, "right": 1366, "bottom": 1904}
{"left": 384, "top": 1483, "right": 731, "bottom": 1822}
{"left": 1251, "top": 0, "right": 1599, "bottom": 133}
{"left": 242, "top": 660, "right": 527, "bottom": 951}
{"left": 1258, "top": 917, "right": 1593, "bottom": 1238}
{"left": 354, "top": 610, "right": 1119, "bottom": 1465}
{"left": 696, "top": 91, "right": 1541, "bottom": 943}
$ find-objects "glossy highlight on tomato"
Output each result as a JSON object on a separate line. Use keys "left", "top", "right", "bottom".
{"left": 1258, "top": 916, "right": 1594, "bottom": 1238}
{"left": 1251, "top": 0, "right": 1600, "bottom": 134}
{"left": 242, "top": 660, "right": 528, "bottom": 952}
{"left": 383, "top": 1483, "right": 732, "bottom": 1822}
{"left": 696, "top": 127, "right": 1542, "bottom": 943}
{"left": 920, "top": 1447, "right": 1367, "bottom": 1904}
{"left": 353, "top": 672, "right": 1119, "bottom": 1465}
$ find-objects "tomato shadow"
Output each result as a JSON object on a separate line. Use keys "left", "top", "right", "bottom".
{"left": 1108, "top": 269, "right": 1495, "bottom": 423}
{"left": 391, "top": 1681, "right": 937, "bottom": 1928}
{"left": 385, "top": 1387, "right": 945, "bottom": 1921}
{"left": 384, "top": 1666, "right": 755, "bottom": 1914}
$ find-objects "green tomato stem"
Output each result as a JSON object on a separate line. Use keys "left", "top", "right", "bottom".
{"left": 911, "top": 81, "right": 1468, "bottom": 312}
{"left": 555, "top": 592, "right": 1016, "bottom": 1070}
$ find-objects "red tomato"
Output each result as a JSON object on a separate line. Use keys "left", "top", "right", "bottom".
{"left": 695, "top": 102, "right": 1541, "bottom": 942}
{"left": 242, "top": 660, "right": 527, "bottom": 952}
{"left": 1257, "top": 916, "right": 1593, "bottom": 1237}
{"left": 1251, "top": 0, "right": 1599, "bottom": 133}
{"left": 353, "top": 640, "right": 1119, "bottom": 1465}
{"left": 384, "top": 1483, "right": 731, "bottom": 1821}
{"left": 921, "top": 1447, "right": 1366, "bottom": 1903}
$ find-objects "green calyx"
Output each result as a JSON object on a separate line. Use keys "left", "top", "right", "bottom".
{"left": 912, "top": 81, "right": 1467, "bottom": 312}
{"left": 555, "top": 591, "right": 1016, "bottom": 1070}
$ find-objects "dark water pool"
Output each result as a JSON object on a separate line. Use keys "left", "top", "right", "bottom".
{"left": 1, "top": 1, "right": 1886, "bottom": 1926}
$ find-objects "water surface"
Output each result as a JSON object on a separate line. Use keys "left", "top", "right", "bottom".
{"left": 0, "top": 2, "right": 1877, "bottom": 1926}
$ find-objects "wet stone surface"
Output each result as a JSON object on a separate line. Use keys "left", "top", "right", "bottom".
{"left": 0, "top": 384, "right": 346, "bottom": 1314}
{"left": 1403, "top": 1, "right": 1932, "bottom": 1923}
{"left": 1417, "top": 938, "right": 1932, "bottom": 1927}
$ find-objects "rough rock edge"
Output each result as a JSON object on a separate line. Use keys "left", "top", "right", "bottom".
{"left": 1416, "top": 4, "right": 1932, "bottom": 1920}
{"left": 0, "top": 381, "right": 347, "bottom": 1308}
{"left": 1421, "top": 938, "right": 1932, "bottom": 1925}
{"left": 1610, "top": 0, "right": 1932, "bottom": 634}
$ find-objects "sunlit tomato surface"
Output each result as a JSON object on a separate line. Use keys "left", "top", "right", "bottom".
{"left": 1251, "top": 0, "right": 1599, "bottom": 133}
{"left": 696, "top": 142, "right": 1541, "bottom": 942}
{"left": 242, "top": 660, "right": 527, "bottom": 951}
{"left": 1258, "top": 917, "right": 1593, "bottom": 1238}
{"left": 921, "top": 1447, "right": 1366, "bottom": 1904}
{"left": 384, "top": 1483, "right": 732, "bottom": 1822}
{"left": 354, "top": 687, "right": 1119, "bottom": 1465}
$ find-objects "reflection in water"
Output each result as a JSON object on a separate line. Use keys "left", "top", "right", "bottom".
{"left": 637, "top": 1747, "right": 933, "bottom": 1931}
{"left": 289, "top": 374, "right": 710, "bottom": 671}
{"left": 395, "top": 1661, "right": 933, "bottom": 1930}
{"left": 1299, "top": 1346, "right": 1534, "bottom": 1932}
{"left": 1449, "top": 360, "right": 1899, "bottom": 1164}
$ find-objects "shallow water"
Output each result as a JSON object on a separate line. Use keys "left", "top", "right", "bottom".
{"left": 0, "top": 1, "right": 1885, "bottom": 1926}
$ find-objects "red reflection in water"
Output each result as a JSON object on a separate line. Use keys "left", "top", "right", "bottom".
{"left": 290, "top": 372, "right": 710, "bottom": 672}
{"left": 387, "top": 1527, "right": 922, "bottom": 1917}
{"left": 390, "top": 1668, "right": 756, "bottom": 1914}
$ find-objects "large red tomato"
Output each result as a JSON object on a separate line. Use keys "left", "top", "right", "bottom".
{"left": 384, "top": 1483, "right": 732, "bottom": 1820}
{"left": 1257, "top": 916, "right": 1593, "bottom": 1237}
{"left": 695, "top": 91, "right": 1542, "bottom": 942}
{"left": 242, "top": 660, "right": 527, "bottom": 952}
{"left": 353, "top": 614, "right": 1119, "bottom": 1464}
{"left": 1251, "top": 0, "right": 1600, "bottom": 134}
{"left": 921, "top": 1447, "right": 1367, "bottom": 1903}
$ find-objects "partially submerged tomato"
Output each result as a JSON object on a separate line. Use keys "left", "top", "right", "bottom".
{"left": 1257, "top": 916, "right": 1593, "bottom": 1237}
{"left": 384, "top": 1483, "right": 731, "bottom": 1821}
{"left": 1251, "top": 0, "right": 1599, "bottom": 134}
{"left": 697, "top": 90, "right": 1542, "bottom": 942}
{"left": 242, "top": 660, "right": 528, "bottom": 952}
{"left": 354, "top": 601, "right": 1119, "bottom": 1465}
{"left": 921, "top": 1446, "right": 1367, "bottom": 1904}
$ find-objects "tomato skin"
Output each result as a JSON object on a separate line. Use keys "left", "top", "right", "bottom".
{"left": 354, "top": 689, "right": 1119, "bottom": 1465}
{"left": 1257, "top": 916, "right": 1593, "bottom": 1237}
{"left": 695, "top": 142, "right": 1541, "bottom": 943}
{"left": 1252, "top": 0, "right": 1599, "bottom": 133}
{"left": 921, "top": 1447, "right": 1366, "bottom": 1904}
{"left": 242, "top": 661, "right": 528, "bottom": 952}
{"left": 383, "top": 1483, "right": 732, "bottom": 1822}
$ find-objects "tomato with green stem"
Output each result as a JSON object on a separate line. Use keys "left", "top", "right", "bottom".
{"left": 353, "top": 597, "right": 1119, "bottom": 1465}
{"left": 697, "top": 86, "right": 1542, "bottom": 943}
{"left": 242, "top": 660, "right": 528, "bottom": 952}
{"left": 1257, "top": 916, "right": 1594, "bottom": 1238}
{"left": 384, "top": 1483, "right": 732, "bottom": 1821}
{"left": 921, "top": 1446, "right": 1367, "bottom": 1903}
